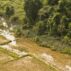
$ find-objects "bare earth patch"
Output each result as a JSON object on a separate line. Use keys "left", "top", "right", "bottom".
{"left": 0, "top": 56, "right": 57, "bottom": 71}
{"left": 0, "top": 36, "right": 71, "bottom": 71}
{"left": 0, "top": 51, "right": 13, "bottom": 64}
{"left": 16, "top": 38, "right": 71, "bottom": 71}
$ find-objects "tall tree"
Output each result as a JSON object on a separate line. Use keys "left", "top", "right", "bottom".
{"left": 24, "top": 0, "right": 42, "bottom": 27}
{"left": 5, "top": 6, "right": 14, "bottom": 18}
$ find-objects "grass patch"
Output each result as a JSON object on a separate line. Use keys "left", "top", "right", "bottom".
{"left": 30, "top": 35, "right": 71, "bottom": 55}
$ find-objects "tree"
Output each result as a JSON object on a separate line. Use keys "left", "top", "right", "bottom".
{"left": 33, "top": 21, "right": 47, "bottom": 35}
{"left": 24, "top": 0, "right": 42, "bottom": 27}
{"left": 48, "top": 0, "right": 59, "bottom": 5}
{"left": 5, "top": 6, "right": 14, "bottom": 18}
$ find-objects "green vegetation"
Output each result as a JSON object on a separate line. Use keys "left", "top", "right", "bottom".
{"left": 0, "top": 0, "right": 71, "bottom": 54}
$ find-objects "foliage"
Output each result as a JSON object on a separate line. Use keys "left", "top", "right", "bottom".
{"left": 24, "top": 0, "right": 42, "bottom": 26}
{"left": 0, "top": 0, "right": 71, "bottom": 54}
{"left": 0, "top": 0, "right": 25, "bottom": 23}
{"left": 5, "top": 6, "right": 15, "bottom": 18}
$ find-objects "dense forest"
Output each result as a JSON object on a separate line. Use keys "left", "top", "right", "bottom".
{"left": 0, "top": 0, "right": 71, "bottom": 54}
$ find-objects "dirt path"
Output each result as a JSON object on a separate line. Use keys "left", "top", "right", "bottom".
{"left": 0, "top": 36, "right": 71, "bottom": 71}
{"left": 0, "top": 39, "right": 59, "bottom": 71}
{"left": 16, "top": 37, "right": 71, "bottom": 71}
